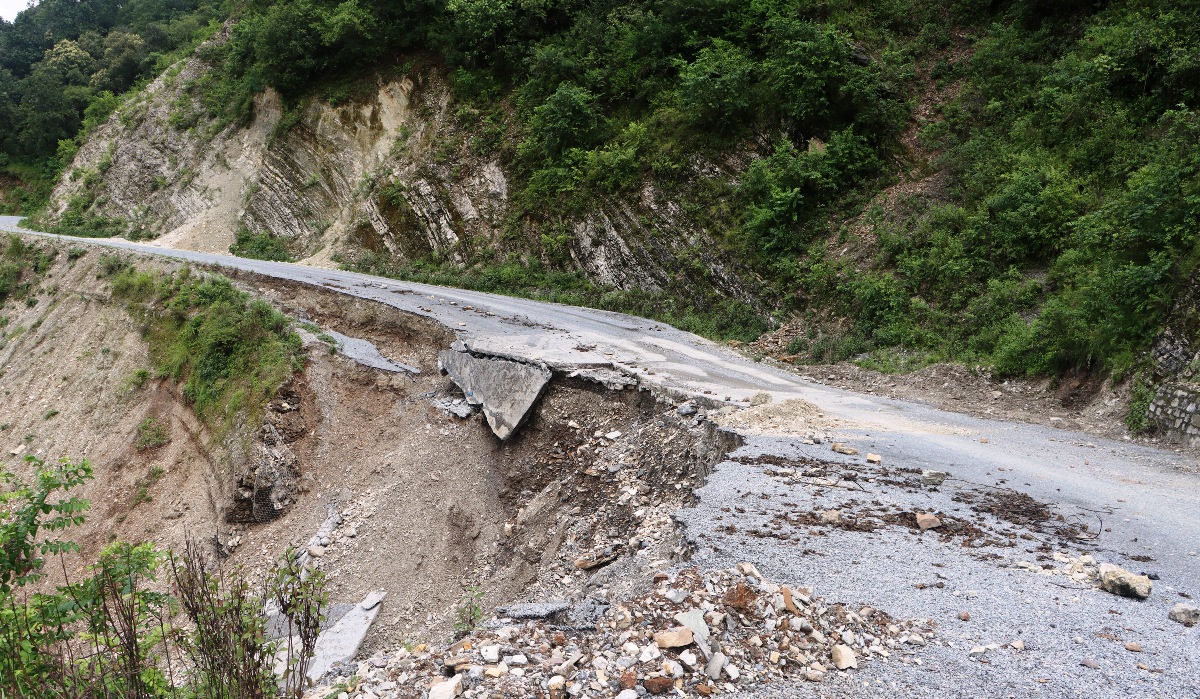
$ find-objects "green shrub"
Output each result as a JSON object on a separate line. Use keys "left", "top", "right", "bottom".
{"left": 230, "top": 228, "right": 293, "bottom": 262}
{"left": 0, "top": 455, "right": 328, "bottom": 697}
{"left": 1125, "top": 375, "right": 1155, "bottom": 433}
{"left": 111, "top": 267, "right": 304, "bottom": 428}
{"left": 136, "top": 417, "right": 170, "bottom": 450}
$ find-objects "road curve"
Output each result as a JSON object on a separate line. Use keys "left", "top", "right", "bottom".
{"left": 5, "top": 215, "right": 1198, "bottom": 696}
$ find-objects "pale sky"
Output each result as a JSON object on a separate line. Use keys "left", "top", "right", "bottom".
{"left": 0, "top": 0, "right": 31, "bottom": 23}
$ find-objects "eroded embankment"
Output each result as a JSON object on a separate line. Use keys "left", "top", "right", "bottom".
{"left": 230, "top": 272, "right": 941, "bottom": 699}
{"left": 1, "top": 240, "right": 941, "bottom": 697}
{"left": 223, "top": 273, "right": 743, "bottom": 652}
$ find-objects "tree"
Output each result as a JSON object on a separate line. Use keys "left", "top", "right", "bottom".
{"left": 522, "top": 82, "right": 601, "bottom": 161}
{"left": 676, "top": 38, "right": 755, "bottom": 132}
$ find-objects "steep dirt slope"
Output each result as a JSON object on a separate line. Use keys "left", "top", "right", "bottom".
{"left": 0, "top": 238, "right": 737, "bottom": 650}
{"left": 216, "top": 278, "right": 735, "bottom": 647}
{"left": 0, "top": 246, "right": 231, "bottom": 574}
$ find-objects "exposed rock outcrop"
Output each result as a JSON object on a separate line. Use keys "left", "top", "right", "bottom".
{"left": 44, "top": 50, "right": 763, "bottom": 311}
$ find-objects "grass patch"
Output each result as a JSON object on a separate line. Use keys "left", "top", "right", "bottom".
{"left": 852, "top": 349, "right": 943, "bottom": 375}
{"left": 111, "top": 266, "right": 304, "bottom": 431}
{"left": 135, "top": 417, "right": 170, "bottom": 451}
{"left": 230, "top": 228, "right": 293, "bottom": 262}
{"left": 0, "top": 235, "right": 56, "bottom": 306}
{"left": 122, "top": 368, "right": 152, "bottom": 392}
{"left": 315, "top": 333, "right": 340, "bottom": 354}
{"left": 1125, "top": 374, "right": 1156, "bottom": 433}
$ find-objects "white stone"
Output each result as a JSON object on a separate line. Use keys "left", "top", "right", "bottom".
{"left": 831, "top": 645, "right": 857, "bottom": 670}
{"left": 428, "top": 674, "right": 462, "bottom": 699}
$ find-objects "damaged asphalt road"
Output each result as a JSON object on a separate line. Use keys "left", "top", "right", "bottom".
{"left": 5, "top": 217, "right": 1199, "bottom": 696}
{"left": 680, "top": 435, "right": 1200, "bottom": 697}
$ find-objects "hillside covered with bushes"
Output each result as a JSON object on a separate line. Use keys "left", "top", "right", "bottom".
{"left": 5, "top": 0, "right": 1200, "bottom": 381}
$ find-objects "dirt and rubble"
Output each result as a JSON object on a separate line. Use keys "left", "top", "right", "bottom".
{"left": 5, "top": 238, "right": 1200, "bottom": 699}
{"left": 0, "top": 246, "right": 745, "bottom": 655}
{"left": 175, "top": 275, "right": 744, "bottom": 653}
{"left": 308, "top": 564, "right": 934, "bottom": 699}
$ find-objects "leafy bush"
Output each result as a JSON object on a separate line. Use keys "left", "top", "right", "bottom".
{"left": 1, "top": 458, "right": 329, "bottom": 697}
{"left": 230, "top": 228, "right": 293, "bottom": 262}
{"left": 0, "top": 456, "right": 92, "bottom": 594}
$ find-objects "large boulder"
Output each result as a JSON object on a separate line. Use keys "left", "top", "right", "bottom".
{"left": 1098, "top": 563, "right": 1152, "bottom": 599}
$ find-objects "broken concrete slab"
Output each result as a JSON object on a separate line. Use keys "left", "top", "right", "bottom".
{"left": 494, "top": 600, "right": 571, "bottom": 619}
{"left": 438, "top": 349, "right": 552, "bottom": 440}
{"left": 296, "top": 325, "right": 419, "bottom": 373}
{"left": 305, "top": 589, "right": 388, "bottom": 683}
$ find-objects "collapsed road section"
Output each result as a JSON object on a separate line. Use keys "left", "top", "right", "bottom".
{"left": 438, "top": 341, "right": 553, "bottom": 440}
{"left": 3, "top": 224, "right": 1197, "bottom": 697}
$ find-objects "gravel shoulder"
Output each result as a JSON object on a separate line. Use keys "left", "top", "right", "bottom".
{"left": 679, "top": 433, "right": 1200, "bottom": 698}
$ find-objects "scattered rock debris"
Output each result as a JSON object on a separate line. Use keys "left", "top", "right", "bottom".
{"left": 308, "top": 565, "right": 933, "bottom": 698}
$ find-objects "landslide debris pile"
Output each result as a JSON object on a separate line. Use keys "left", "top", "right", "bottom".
{"left": 315, "top": 564, "right": 933, "bottom": 698}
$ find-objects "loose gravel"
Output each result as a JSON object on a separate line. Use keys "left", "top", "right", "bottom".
{"left": 677, "top": 435, "right": 1200, "bottom": 698}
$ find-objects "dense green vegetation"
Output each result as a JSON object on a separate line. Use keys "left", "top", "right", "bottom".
{"left": 4, "top": 0, "right": 1198, "bottom": 379}
{"left": 230, "top": 228, "right": 293, "bottom": 262}
{"left": 108, "top": 263, "right": 304, "bottom": 427}
{"left": 0, "top": 0, "right": 223, "bottom": 214}
{"left": 190, "top": 0, "right": 1197, "bottom": 376}
{"left": 829, "top": 2, "right": 1200, "bottom": 377}
{"left": 0, "top": 456, "right": 328, "bottom": 697}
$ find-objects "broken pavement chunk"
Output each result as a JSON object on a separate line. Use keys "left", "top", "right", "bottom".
{"left": 494, "top": 600, "right": 571, "bottom": 619}
{"left": 305, "top": 589, "right": 387, "bottom": 682}
{"left": 921, "top": 470, "right": 949, "bottom": 486}
{"left": 831, "top": 443, "right": 858, "bottom": 455}
{"left": 438, "top": 349, "right": 552, "bottom": 440}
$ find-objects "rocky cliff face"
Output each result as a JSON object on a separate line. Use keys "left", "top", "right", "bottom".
{"left": 44, "top": 53, "right": 760, "bottom": 305}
